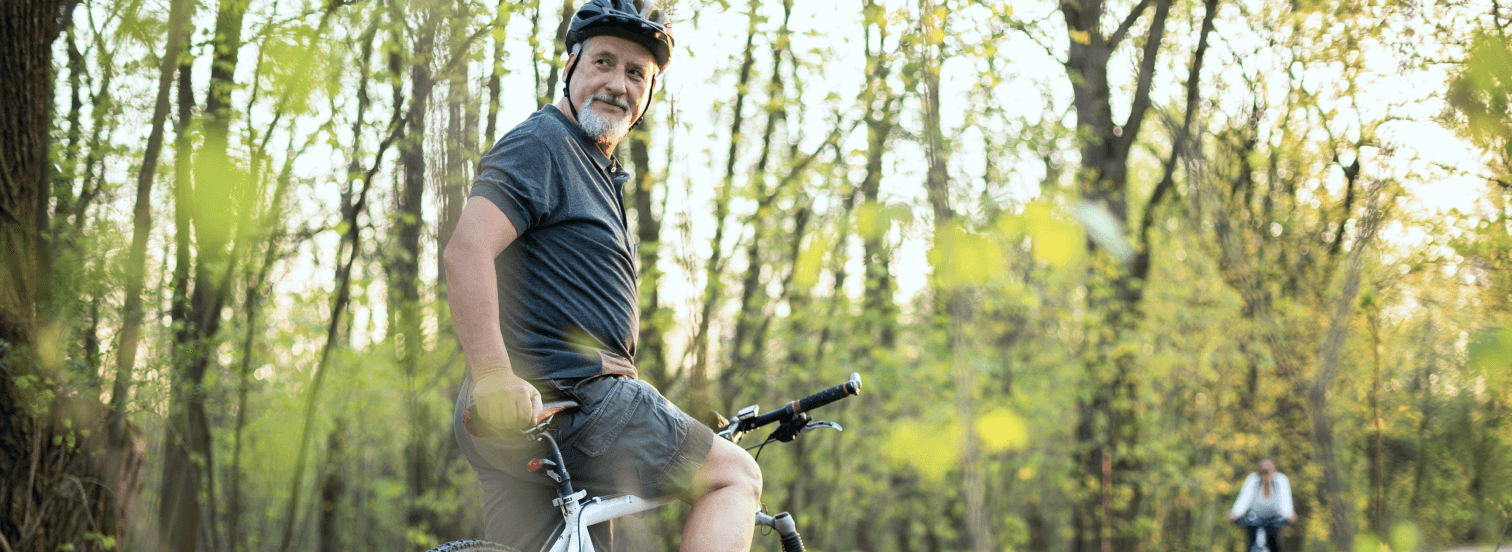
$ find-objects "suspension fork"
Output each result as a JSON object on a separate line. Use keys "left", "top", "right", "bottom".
{"left": 756, "top": 511, "right": 805, "bottom": 552}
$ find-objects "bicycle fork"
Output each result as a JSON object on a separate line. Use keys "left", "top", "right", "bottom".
{"left": 755, "top": 511, "right": 804, "bottom": 552}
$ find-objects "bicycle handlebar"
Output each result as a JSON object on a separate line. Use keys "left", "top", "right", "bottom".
{"left": 739, "top": 372, "right": 862, "bottom": 432}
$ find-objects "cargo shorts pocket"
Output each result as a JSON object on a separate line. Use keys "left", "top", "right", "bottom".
{"left": 563, "top": 377, "right": 643, "bottom": 457}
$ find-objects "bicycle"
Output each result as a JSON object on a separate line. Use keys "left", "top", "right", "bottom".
{"left": 426, "top": 373, "right": 864, "bottom": 552}
{"left": 1233, "top": 512, "right": 1287, "bottom": 552}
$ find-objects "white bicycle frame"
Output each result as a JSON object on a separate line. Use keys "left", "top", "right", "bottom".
{"left": 541, "top": 490, "right": 675, "bottom": 552}
{"left": 542, "top": 492, "right": 793, "bottom": 552}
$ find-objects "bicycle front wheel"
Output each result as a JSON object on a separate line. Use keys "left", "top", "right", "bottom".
{"left": 424, "top": 540, "right": 518, "bottom": 552}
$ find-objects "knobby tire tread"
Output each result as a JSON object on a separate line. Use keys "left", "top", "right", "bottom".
{"left": 424, "top": 539, "right": 518, "bottom": 552}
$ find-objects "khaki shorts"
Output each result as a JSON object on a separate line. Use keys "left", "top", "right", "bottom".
{"left": 455, "top": 374, "right": 714, "bottom": 552}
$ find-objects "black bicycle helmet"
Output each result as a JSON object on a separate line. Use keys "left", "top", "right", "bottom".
{"left": 561, "top": 0, "right": 673, "bottom": 128}
{"left": 566, "top": 0, "right": 673, "bottom": 70}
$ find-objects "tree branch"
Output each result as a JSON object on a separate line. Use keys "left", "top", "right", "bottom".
{"left": 1138, "top": 0, "right": 1216, "bottom": 265}
{"left": 1108, "top": 0, "right": 1153, "bottom": 49}
{"left": 1117, "top": 0, "right": 1171, "bottom": 155}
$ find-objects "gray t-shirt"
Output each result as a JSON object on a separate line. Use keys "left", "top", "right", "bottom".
{"left": 469, "top": 105, "right": 638, "bottom": 381}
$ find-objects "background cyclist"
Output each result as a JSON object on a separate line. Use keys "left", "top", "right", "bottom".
{"left": 1227, "top": 458, "right": 1297, "bottom": 552}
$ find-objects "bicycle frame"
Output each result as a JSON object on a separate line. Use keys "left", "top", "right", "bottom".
{"left": 542, "top": 493, "right": 798, "bottom": 552}
{"left": 542, "top": 491, "right": 675, "bottom": 552}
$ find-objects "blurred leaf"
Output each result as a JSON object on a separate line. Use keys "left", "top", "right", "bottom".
{"left": 1353, "top": 532, "right": 1383, "bottom": 552}
{"left": 976, "top": 408, "right": 1029, "bottom": 452}
{"left": 1024, "top": 202, "right": 1084, "bottom": 268}
{"left": 884, "top": 419, "right": 962, "bottom": 481}
{"left": 192, "top": 148, "right": 250, "bottom": 250}
{"left": 929, "top": 222, "right": 1001, "bottom": 289}
{"left": 794, "top": 231, "right": 834, "bottom": 289}
{"left": 1388, "top": 522, "right": 1420, "bottom": 552}
{"left": 855, "top": 202, "right": 882, "bottom": 240}
{"left": 1073, "top": 201, "right": 1133, "bottom": 262}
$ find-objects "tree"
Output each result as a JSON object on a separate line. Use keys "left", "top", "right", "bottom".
{"left": 0, "top": 2, "right": 119, "bottom": 552}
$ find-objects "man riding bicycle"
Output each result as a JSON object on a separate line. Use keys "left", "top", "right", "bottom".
{"left": 443, "top": 1, "right": 762, "bottom": 550}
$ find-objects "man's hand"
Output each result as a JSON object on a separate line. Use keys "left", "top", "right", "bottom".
{"left": 473, "top": 368, "right": 544, "bottom": 430}
{"left": 1286, "top": 513, "right": 1296, "bottom": 523}
{"left": 1227, "top": 512, "right": 1238, "bottom": 522}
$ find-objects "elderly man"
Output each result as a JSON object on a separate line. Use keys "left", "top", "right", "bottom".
{"left": 443, "top": 2, "right": 762, "bottom": 551}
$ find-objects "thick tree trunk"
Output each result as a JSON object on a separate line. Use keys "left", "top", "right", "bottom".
{"left": 159, "top": 0, "right": 251, "bottom": 546}
{"left": 1057, "top": 0, "right": 1178, "bottom": 548}
{"left": 317, "top": 423, "right": 346, "bottom": 551}
{"left": 1308, "top": 183, "right": 1385, "bottom": 552}
{"left": 0, "top": 3, "right": 122, "bottom": 552}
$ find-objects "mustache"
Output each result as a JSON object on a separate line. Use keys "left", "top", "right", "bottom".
{"left": 585, "top": 93, "right": 630, "bottom": 112}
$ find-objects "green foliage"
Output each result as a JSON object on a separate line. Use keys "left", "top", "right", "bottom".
{"left": 1468, "top": 327, "right": 1512, "bottom": 387}
{"left": 1448, "top": 35, "right": 1512, "bottom": 163}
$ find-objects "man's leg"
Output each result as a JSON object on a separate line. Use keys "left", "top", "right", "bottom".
{"left": 675, "top": 438, "right": 762, "bottom": 552}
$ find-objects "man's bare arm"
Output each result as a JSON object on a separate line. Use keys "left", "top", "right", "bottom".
{"left": 443, "top": 196, "right": 542, "bottom": 429}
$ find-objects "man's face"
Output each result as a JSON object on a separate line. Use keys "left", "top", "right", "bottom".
{"left": 1259, "top": 460, "right": 1276, "bottom": 475}
{"left": 567, "top": 35, "right": 658, "bottom": 147}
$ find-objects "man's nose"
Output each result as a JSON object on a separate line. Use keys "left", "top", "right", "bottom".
{"left": 603, "top": 70, "right": 628, "bottom": 95}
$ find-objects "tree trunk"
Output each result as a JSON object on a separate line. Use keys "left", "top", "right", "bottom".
{"left": 859, "top": 1, "right": 900, "bottom": 347}
{"left": 915, "top": 2, "right": 994, "bottom": 551}
{"left": 1308, "top": 183, "right": 1386, "bottom": 552}
{"left": 689, "top": 0, "right": 760, "bottom": 419}
{"left": 275, "top": 12, "right": 413, "bottom": 546}
{"left": 725, "top": 0, "right": 793, "bottom": 405}
{"left": 542, "top": 0, "right": 572, "bottom": 108}
{"left": 628, "top": 127, "right": 670, "bottom": 387}
{"left": 395, "top": 0, "right": 441, "bottom": 536}
{"left": 1057, "top": 0, "right": 1178, "bottom": 547}
{"left": 317, "top": 423, "right": 346, "bottom": 551}
{"left": 0, "top": 3, "right": 122, "bottom": 552}
{"left": 485, "top": 0, "right": 514, "bottom": 142}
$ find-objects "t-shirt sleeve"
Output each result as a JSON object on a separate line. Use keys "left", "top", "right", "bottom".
{"left": 470, "top": 134, "right": 556, "bottom": 233}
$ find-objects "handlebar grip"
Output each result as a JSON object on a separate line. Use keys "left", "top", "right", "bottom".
{"left": 795, "top": 375, "right": 861, "bottom": 414}
{"left": 744, "top": 373, "right": 861, "bottom": 430}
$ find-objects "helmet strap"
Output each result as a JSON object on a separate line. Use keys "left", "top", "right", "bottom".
{"left": 630, "top": 72, "right": 655, "bottom": 129}
{"left": 563, "top": 54, "right": 584, "bottom": 122}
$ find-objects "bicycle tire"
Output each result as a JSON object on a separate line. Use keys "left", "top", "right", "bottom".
{"left": 423, "top": 540, "right": 518, "bottom": 552}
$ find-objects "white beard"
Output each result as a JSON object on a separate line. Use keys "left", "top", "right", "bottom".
{"left": 578, "top": 94, "right": 633, "bottom": 147}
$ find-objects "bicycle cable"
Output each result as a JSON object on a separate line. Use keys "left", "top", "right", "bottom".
{"left": 748, "top": 438, "right": 777, "bottom": 461}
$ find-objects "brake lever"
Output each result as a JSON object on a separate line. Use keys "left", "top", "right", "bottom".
{"left": 800, "top": 421, "right": 842, "bottom": 434}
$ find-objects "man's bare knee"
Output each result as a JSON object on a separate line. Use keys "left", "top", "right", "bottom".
{"left": 718, "top": 445, "right": 762, "bottom": 501}
{"left": 684, "top": 439, "right": 762, "bottom": 503}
